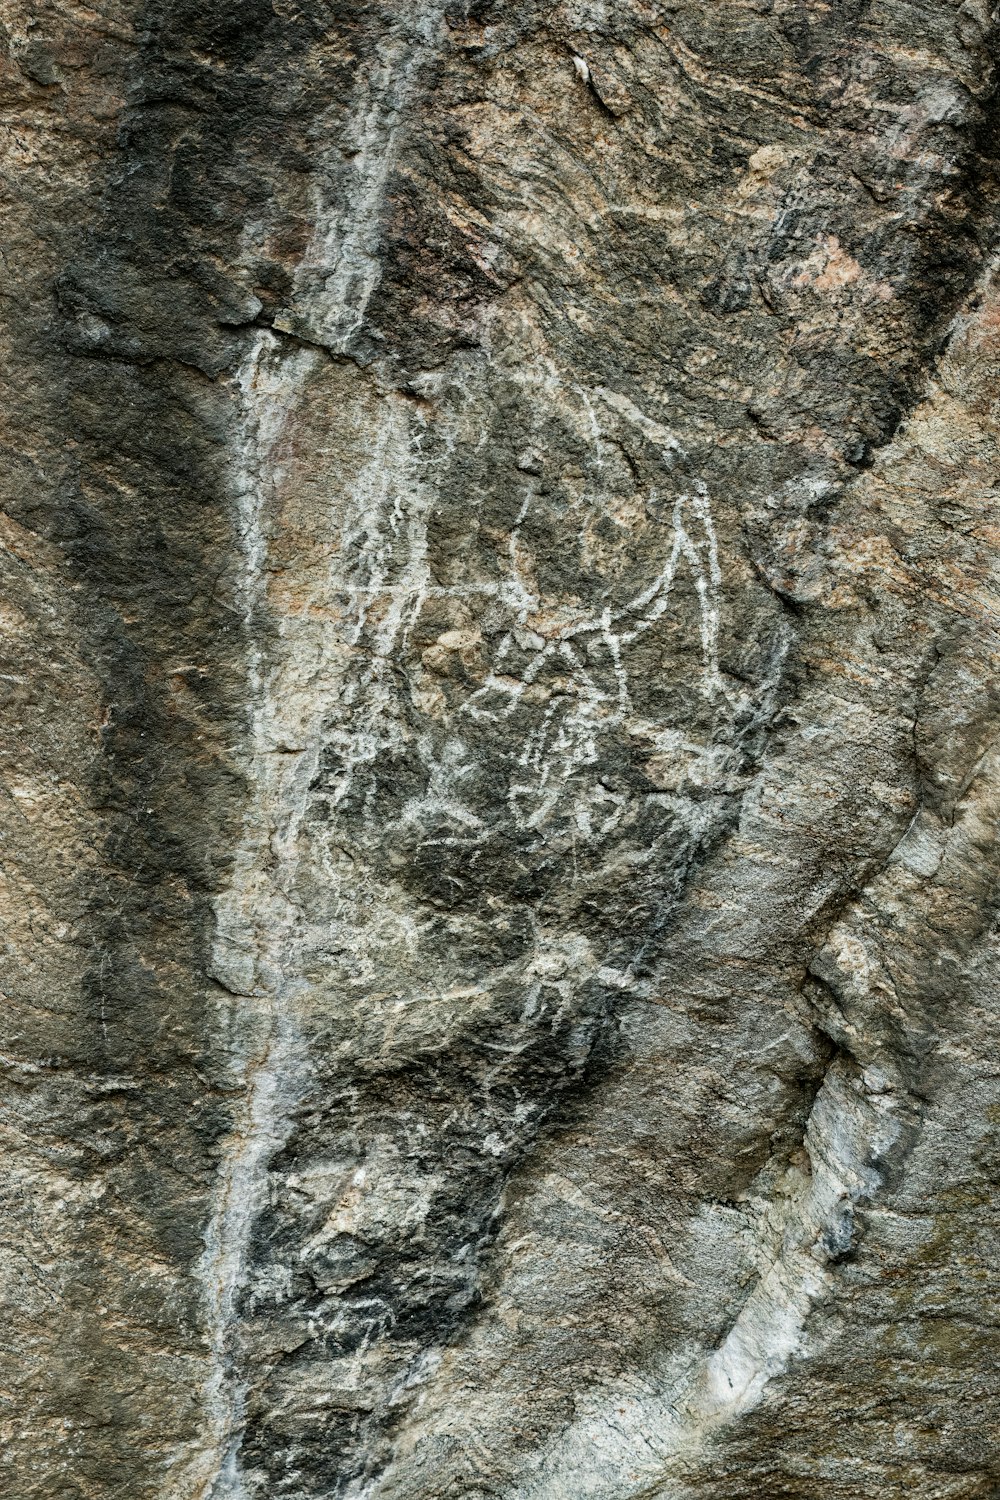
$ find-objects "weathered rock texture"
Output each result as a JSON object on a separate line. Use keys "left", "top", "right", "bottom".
{"left": 2, "top": 2, "right": 1000, "bottom": 1496}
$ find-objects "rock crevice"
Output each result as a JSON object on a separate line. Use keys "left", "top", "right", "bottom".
{"left": 1, "top": 3, "right": 999, "bottom": 1497}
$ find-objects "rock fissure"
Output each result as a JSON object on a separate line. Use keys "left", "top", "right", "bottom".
{"left": 4, "top": 3, "right": 1000, "bottom": 1497}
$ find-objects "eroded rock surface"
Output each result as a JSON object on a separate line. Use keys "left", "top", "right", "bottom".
{"left": 1, "top": 2, "right": 999, "bottom": 1497}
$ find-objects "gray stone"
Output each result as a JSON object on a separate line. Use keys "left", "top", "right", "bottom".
{"left": 1, "top": 2, "right": 998, "bottom": 1497}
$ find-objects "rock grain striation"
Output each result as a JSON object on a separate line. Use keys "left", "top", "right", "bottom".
{"left": 1, "top": 2, "right": 999, "bottom": 1497}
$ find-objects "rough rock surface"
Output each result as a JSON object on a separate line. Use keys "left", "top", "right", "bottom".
{"left": 2, "top": 2, "right": 1000, "bottom": 1497}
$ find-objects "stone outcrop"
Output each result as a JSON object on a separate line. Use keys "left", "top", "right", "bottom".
{"left": 1, "top": 2, "right": 999, "bottom": 1496}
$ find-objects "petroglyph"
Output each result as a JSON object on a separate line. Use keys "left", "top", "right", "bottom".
{"left": 7, "top": 5, "right": 1000, "bottom": 1499}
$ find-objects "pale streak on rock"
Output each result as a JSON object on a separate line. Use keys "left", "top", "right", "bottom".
{"left": 276, "top": 5, "right": 449, "bottom": 354}
{"left": 196, "top": 338, "right": 444, "bottom": 1496}
{"left": 514, "top": 1063, "right": 904, "bottom": 1500}
{"left": 6, "top": 5, "right": 1000, "bottom": 1497}
{"left": 188, "top": 332, "right": 321, "bottom": 1500}
{"left": 188, "top": 11, "right": 458, "bottom": 1487}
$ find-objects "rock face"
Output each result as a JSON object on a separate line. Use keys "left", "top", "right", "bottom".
{"left": 2, "top": 2, "right": 1000, "bottom": 1496}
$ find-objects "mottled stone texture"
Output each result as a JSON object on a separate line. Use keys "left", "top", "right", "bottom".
{"left": 2, "top": 1, "right": 1000, "bottom": 1496}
